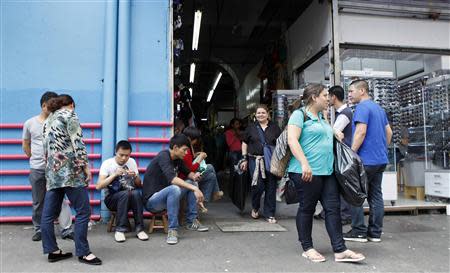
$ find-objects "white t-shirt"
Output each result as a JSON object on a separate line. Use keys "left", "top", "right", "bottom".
{"left": 99, "top": 157, "right": 139, "bottom": 177}
{"left": 99, "top": 157, "right": 139, "bottom": 197}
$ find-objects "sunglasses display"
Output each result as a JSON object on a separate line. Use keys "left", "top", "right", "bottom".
{"left": 343, "top": 70, "right": 449, "bottom": 170}
{"left": 398, "top": 70, "right": 450, "bottom": 170}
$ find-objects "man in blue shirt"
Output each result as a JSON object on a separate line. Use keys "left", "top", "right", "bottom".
{"left": 343, "top": 80, "right": 393, "bottom": 243}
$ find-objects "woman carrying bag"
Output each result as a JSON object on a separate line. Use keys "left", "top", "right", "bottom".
{"left": 240, "top": 105, "right": 281, "bottom": 223}
{"left": 287, "top": 84, "right": 365, "bottom": 263}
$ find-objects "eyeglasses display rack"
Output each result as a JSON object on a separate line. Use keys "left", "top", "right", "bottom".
{"left": 423, "top": 71, "right": 450, "bottom": 200}
{"left": 271, "top": 89, "right": 303, "bottom": 129}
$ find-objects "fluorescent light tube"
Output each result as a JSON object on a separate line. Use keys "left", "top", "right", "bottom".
{"left": 189, "top": 88, "right": 193, "bottom": 97}
{"left": 212, "top": 72, "right": 222, "bottom": 90}
{"left": 189, "top": 63, "right": 196, "bottom": 83}
{"left": 192, "top": 10, "right": 202, "bottom": 50}
{"left": 207, "top": 90, "right": 214, "bottom": 102}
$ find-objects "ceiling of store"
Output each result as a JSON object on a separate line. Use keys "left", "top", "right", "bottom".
{"left": 175, "top": 0, "right": 313, "bottom": 115}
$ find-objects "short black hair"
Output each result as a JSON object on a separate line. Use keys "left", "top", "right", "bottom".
{"left": 182, "top": 126, "right": 201, "bottom": 140}
{"left": 115, "top": 140, "right": 132, "bottom": 152}
{"left": 329, "top": 85, "right": 345, "bottom": 101}
{"left": 349, "top": 79, "right": 369, "bottom": 94}
{"left": 40, "top": 91, "right": 58, "bottom": 107}
{"left": 169, "top": 134, "right": 190, "bottom": 149}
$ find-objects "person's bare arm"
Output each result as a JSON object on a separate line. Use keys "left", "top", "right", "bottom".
{"left": 351, "top": 123, "right": 367, "bottom": 152}
{"left": 385, "top": 124, "right": 393, "bottom": 146}
{"left": 171, "top": 177, "right": 204, "bottom": 203}
{"left": 22, "top": 139, "right": 31, "bottom": 157}
{"left": 134, "top": 174, "right": 142, "bottom": 188}
{"left": 287, "top": 124, "right": 312, "bottom": 182}
{"left": 240, "top": 142, "right": 248, "bottom": 171}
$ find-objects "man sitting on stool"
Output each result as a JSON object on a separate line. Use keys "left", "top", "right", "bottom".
{"left": 143, "top": 134, "right": 208, "bottom": 245}
{"left": 96, "top": 140, "right": 148, "bottom": 242}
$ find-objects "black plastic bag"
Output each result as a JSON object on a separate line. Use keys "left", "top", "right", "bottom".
{"left": 284, "top": 179, "right": 299, "bottom": 204}
{"left": 229, "top": 170, "right": 250, "bottom": 211}
{"left": 333, "top": 139, "right": 368, "bottom": 207}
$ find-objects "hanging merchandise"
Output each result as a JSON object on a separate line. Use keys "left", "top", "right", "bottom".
{"left": 175, "top": 3, "right": 183, "bottom": 14}
{"left": 174, "top": 39, "right": 184, "bottom": 58}
{"left": 174, "top": 88, "right": 181, "bottom": 103}
{"left": 174, "top": 15, "right": 182, "bottom": 30}
{"left": 174, "top": 66, "right": 181, "bottom": 76}
{"left": 271, "top": 90, "right": 303, "bottom": 129}
{"left": 180, "top": 87, "right": 191, "bottom": 102}
{"left": 178, "top": 103, "right": 193, "bottom": 126}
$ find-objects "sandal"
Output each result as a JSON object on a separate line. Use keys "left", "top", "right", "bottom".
{"left": 251, "top": 209, "right": 259, "bottom": 219}
{"left": 302, "top": 248, "right": 326, "bottom": 263}
{"left": 334, "top": 249, "right": 365, "bottom": 263}
{"left": 78, "top": 252, "right": 102, "bottom": 265}
{"left": 266, "top": 217, "right": 277, "bottom": 224}
{"left": 48, "top": 249, "right": 73, "bottom": 263}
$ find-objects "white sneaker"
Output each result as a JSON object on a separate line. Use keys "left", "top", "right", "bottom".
{"left": 114, "top": 231, "right": 126, "bottom": 242}
{"left": 136, "top": 231, "right": 149, "bottom": 241}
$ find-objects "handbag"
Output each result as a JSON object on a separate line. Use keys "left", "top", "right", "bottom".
{"left": 284, "top": 178, "right": 299, "bottom": 204}
{"left": 256, "top": 124, "right": 274, "bottom": 171}
{"left": 270, "top": 109, "right": 310, "bottom": 178}
{"left": 229, "top": 169, "right": 250, "bottom": 211}
{"left": 107, "top": 166, "right": 136, "bottom": 195}
{"left": 270, "top": 129, "right": 291, "bottom": 178}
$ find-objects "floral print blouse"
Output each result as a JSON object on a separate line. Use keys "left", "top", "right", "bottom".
{"left": 43, "top": 108, "right": 88, "bottom": 190}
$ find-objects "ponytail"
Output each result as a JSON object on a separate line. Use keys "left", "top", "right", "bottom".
{"left": 47, "top": 94, "right": 75, "bottom": 112}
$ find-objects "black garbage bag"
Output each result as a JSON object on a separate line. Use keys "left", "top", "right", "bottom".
{"left": 229, "top": 169, "right": 250, "bottom": 211}
{"left": 333, "top": 139, "right": 368, "bottom": 207}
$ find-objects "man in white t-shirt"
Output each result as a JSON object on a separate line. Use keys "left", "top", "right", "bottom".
{"left": 96, "top": 140, "right": 148, "bottom": 242}
{"left": 22, "top": 91, "right": 74, "bottom": 242}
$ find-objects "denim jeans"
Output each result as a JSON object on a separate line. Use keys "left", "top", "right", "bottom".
{"left": 104, "top": 190, "right": 144, "bottom": 233}
{"left": 41, "top": 186, "right": 91, "bottom": 257}
{"left": 248, "top": 158, "right": 277, "bottom": 218}
{"left": 29, "top": 169, "right": 73, "bottom": 235}
{"left": 145, "top": 181, "right": 197, "bottom": 230}
{"left": 320, "top": 196, "right": 352, "bottom": 221}
{"left": 351, "top": 164, "right": 386, "bottom": 238}
{"left": 199, "top": 164, "right": 220, "bottom": 202}
{"left": 289, "top": 173, "right": 347, "bottom": 253}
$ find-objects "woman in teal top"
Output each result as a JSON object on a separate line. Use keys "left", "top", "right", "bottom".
{"left": 287, "top": 84, "right": 365, "bottom": 263}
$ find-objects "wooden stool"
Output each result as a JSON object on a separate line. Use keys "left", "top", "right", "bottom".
{"left": 106, "top": 211, "right": 131, "bottom": 232}
{"left": 148, "top": 211, "right": 169, "bottom": 234}
{"left": 107, "top": 211, "right": 117, "bottom": 232}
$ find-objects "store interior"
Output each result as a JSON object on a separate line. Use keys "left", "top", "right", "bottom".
{"left": 171, "top": 0, "right": 450, "bottom": 206}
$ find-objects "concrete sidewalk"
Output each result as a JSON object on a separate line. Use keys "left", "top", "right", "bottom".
{"left": 1, "top": 200, "right": 449, "bottom": 272}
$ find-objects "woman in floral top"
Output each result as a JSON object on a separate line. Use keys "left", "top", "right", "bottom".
{"left": 41, "top": 94, "right": 102, "bottom": 265}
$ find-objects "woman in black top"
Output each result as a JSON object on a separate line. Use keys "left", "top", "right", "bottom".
{"left": 240, "top": 104, "right": 281, "bottom": 223}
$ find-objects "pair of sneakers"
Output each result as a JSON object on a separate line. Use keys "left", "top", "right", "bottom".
{"left": 343, "top": 230, "right": 381, "bottom": 243}
{"left": 115, "top": 230, "right": 149, "bottom": 242}
{"left": 166, "top": 219, "right": 209, "bottom": 245}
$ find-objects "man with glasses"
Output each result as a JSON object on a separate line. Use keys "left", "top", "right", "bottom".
{"left": 344, "top": 80, "right": 393, "bottom": 243}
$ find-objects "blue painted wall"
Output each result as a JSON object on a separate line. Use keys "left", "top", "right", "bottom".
{"left": 0, "top": 0, "right": 172, "bottom": 219}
